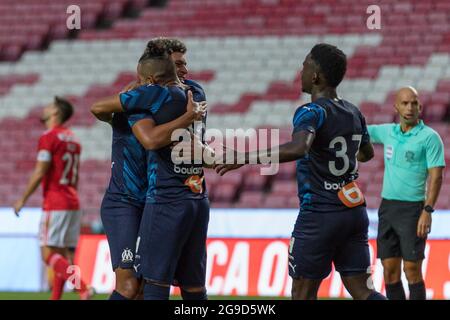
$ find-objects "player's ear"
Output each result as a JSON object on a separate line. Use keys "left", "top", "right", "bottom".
{"left": 312, "top": 72, "right": 319, "bottom": 85}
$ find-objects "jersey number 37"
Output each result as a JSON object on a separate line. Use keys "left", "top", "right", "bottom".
{"left": 328, "top": 135, "right": 362, "bottom": 176}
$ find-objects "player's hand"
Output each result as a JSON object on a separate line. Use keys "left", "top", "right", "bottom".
{"left": 214, "top": 163, "right": 244, "bottom": 176}
{"left": 197, "top": 101, "right": 207, "bottom": 120}
{"left": 13, "top": 199, "right": 25, "bottom": 217}
{"left": 120, "top": 80, "right": 141, "bottom": 93}
{"left": 213, "top": 145, "right": 246, "bottom": 175}
{"left": 186, "top": 91, "right": 207, "bottom": 121}
{"left": 417, "top": 210, "right": 432, "bottom": 238}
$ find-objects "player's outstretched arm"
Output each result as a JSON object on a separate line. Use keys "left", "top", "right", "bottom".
{"left": 91, "top": 95, "right": 123, "bottom": 123}
{"left": 91, "top": 81, "right": 141, "bottom": 123}
{"left": 132, "top": 92, "right": 206, "bottom": 150}
{"left": 264, "top": 130, "right": 316, "bottom": 163}
{"left": 215, "top": 130, "right": 315, "bottom": 176}
{"left": 171, "top": 134, "right": 216, "bottom": 168}
{"left": 13, "top": 161, "right": 50, "bottom": 216}
{"left": 201, "top": 146, "right": 217, "bottom": 169}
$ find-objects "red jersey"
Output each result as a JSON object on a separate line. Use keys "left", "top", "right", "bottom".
{"left": 37, "top": 125, "right": 81, "bottom": 211}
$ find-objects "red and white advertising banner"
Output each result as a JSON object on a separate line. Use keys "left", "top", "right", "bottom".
{"left": 75, "top": 235, "right": 450, "bottom": 299}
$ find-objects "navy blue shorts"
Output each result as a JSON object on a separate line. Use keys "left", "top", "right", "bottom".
{"left": 289, "top": 206, "right": 370, "bottom": 280}
{"left": 100, "top": 193, "right": 144, "bottom": 271}
{"left": 134, "top": 198, "right": 210, "bottom": 287}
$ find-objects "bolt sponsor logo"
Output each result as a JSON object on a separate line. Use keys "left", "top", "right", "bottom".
{"left": 324, "top": 180, "right": 346, "bottom": 191}
{"left": 174, "top": 165, "right": 203, "bottom": 175}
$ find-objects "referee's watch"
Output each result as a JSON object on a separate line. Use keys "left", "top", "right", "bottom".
{"left": 424, "top": 205, "right": 435, "bottom": 214}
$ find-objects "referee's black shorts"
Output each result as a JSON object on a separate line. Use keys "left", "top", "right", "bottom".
{"left": 377, "top": 198, "right": 426, "bottom": 261}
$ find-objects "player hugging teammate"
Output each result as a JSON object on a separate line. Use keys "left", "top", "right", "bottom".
{"left": 91, "top": 38, "right": 212, "bottom": 300}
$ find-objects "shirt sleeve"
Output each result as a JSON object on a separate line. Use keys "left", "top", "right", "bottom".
{"left": 425, "top": 132, "right": 446, "bottom": 169}
{"left": 367, "top": 124, "right": 392, "bottom": 144}
{"left": 120, "top": 85, "right": 170, "bottom": 114}
{"left": 37, "top": 134, "right": 53, "bottom": 162}
{"left": 292, "top": 103, "right": 326, "bottom": 134}
{"left": 127, "top": 112, "right": 154, "bottom": 128}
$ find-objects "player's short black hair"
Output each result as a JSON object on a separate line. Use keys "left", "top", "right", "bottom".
{"left": 54, "top": 96, "right": 73, "bottom": 123}
{"left": 139, "top": 39, "right": 177, "bottom": 82}
{"left": 164, "top": 38, "right": 187, "bottom": 54}
{"left": 140, "top": 38, "right": 170, "bottom": 62}
{"left": 310, "top": 43, "right": 347, "bottom": 88}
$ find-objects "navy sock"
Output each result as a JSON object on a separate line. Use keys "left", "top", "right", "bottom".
{"left": 385, "top": 281, "right": 406, "bottom": 300}
{"left": 366, "top": 291, "right": 387, "bottom": 300}
{"left": 143, "top": 283, "right": 170, "bottom": 300}
{"left": 109, "top": 290, "right": 129, "bottom": 300}
{"left": 409, "top": 281, "right": 426, "bottom": 300}
{"left": 181, "top": 288, "right": 208, "bottom": 300}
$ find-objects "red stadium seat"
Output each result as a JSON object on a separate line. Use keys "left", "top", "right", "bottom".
{"left": 271, "top": 181, "right": 298, "bottom": 196}
{"left": 235, "top": 191, "right": 265, "bottom": 208}
{"left": 0, "top": 0, "right": 130, "bottom": 61}
{"left": 211, "top": 183, "right": 238, "bottom": 202}
{"left": 242, "top": 171, "right": 269, "bottom": 191}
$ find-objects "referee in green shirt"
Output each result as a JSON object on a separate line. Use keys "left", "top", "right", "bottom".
{"left": 367, "top": 86, "right": 445, "bottom": 300}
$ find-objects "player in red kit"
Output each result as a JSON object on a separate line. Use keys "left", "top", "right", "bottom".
{"left": 13, "top": 96, "right": 93, "bottom": 300}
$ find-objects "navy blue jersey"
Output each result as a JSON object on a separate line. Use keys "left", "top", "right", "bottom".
{"left": 105, "top": 113, "right": 147, "bottom": 206}
{"left": 184, "top": 79, "right": 205, "bottom": 97}
{"left": 120, "top": 83, "right": 207, "bottom": 204}
{"left": 293, "top": 97, "right": 370, "bottom": 213}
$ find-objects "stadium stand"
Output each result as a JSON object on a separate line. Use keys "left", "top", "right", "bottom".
{"left": 0, "top": 0, "right": 449, "bottom": 229}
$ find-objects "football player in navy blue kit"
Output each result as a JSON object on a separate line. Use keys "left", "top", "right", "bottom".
{"left": 215, "top": 44, "right": 386, "bottom": 300}
{"left": 110, "top": 41, "right": 210, "bottom": 300}
{"left": 91, "top": 41, "right": 206, "bottom": 300}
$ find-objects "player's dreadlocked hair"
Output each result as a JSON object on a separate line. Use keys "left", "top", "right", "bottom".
{"left": 310, "top": 43, "right": 347, "bottom": 88}
{"left": 54, "top": 96, "right": 73, "bottom": 123}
